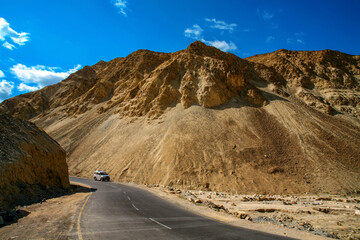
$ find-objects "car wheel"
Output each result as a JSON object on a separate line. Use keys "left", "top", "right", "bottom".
{"left": 94, "top": 177, "right": 97, "bottom": 181}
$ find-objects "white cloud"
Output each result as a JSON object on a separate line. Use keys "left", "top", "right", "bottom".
{"left": 287, "top": 38, "right": 305, "bottom": 44}
{"left": 266, "top": 36, "right": 275, "bottom": 43}
{"left": 0, "top": 17, "right": 29, "bottom": 50}
{"left": 184, "top": 24, "right": 237, "bottom": 52}
{"left": 203, "top": 39, "right": 237, "bottom": 52}
{"left": 205, "top": 18, "right": 236, "bottom": 32}
{"left": 11, "top": 64, "right": 81, "bottom": 89}
{"left": 11, "top": 32, "right": 29, "bottom": 45}
{"left": 271, "top": 23, "right": 279, "bottom": 29}
{"left": 3, "top": 41, "right": 15, "bottom": 50}
{"left": 0, "top": 79, "right": 14, "bottom": 101}
{"left": 296, "top": 39, "right": 305, "bottom": 44}
{"left": 287, "top": 32, "right": 305, "bottom": 45}
{"left": 256, "top": 9, "right": 274, "bottom": 20}
{"left": 184, "top": 24, "right": 203, "bottom": 39}
{"left": 112, "top": 0, "right": 127, "bottom": 16}
{"left": 17, "top": 83, "right": 40, "bottom": 92}
{"left": 0, "top": 70, "right": 4, "bottom": 78}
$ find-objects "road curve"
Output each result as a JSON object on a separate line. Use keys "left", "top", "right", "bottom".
{"left": 70, "top": 177, "right": 293, "bottom": 240}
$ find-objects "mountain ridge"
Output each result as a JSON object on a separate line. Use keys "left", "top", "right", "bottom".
{"left": 1, "top": 41, "right": 359, "bottom": 194}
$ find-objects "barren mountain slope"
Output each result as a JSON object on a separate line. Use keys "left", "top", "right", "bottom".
{"left": 0, "top": 113, "right": 69, "bottom": 211}
{"left": 1, "top": 41, "right": 359, "bottom": 194}
{"left": 247, "top": 49, "right": 360, "bottom": 118}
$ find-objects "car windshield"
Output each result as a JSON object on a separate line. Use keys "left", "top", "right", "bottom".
{"left": 99, "top": 172, "right": 108, "bottom": 175}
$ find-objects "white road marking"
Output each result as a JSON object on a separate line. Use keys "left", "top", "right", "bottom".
{"left": 127, "top": 196, "right": 131, "bottom": 200}
{"left": 149, "top": 218, "right": 172, "bottom": 230}
{"left": 132, "top": 204, "right": 139, "bottom": 211}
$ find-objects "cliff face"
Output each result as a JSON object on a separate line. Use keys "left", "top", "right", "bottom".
{"left": 0, "top": 113, "right": 69, "bottom": 211}
{"left": 1, "top": 41, "right": 359, "bottom": 195}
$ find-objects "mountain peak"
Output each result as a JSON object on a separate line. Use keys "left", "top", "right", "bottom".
{"left": 186, "top": 40, "right": 208, "bottom": 50}
{"left": 186, "top": 41, "right": 227, "bottom": 58}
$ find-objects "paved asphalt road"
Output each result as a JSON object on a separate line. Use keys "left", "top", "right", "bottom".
{"left": 70, "top": 177, "right": 294, "bottom": 240}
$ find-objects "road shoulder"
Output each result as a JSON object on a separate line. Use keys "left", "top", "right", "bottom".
{"left": 0, "top": 182, "right": 91, "bottom": 240}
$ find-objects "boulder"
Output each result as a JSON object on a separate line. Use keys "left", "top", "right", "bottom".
{"left": 255, "top": 208, "right": 276, "bottom": 213}
{"left": 236, "top": 211, "right": 248, "bottom": 219}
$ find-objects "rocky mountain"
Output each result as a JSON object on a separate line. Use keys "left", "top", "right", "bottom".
{"left": 247, "top": 49, "right": 360, "bottom": 117}
{"left": 0, "top": 113, "right": 69, "bottom": 211}
{"left": 1, "top": 41, "right": 359, "bottom": 195}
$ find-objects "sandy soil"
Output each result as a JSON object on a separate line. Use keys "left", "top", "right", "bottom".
{"left": 132, "top": 183, "right": 360, "bottom": 240}
{"left": 0, "top": 183, "right": 91, "bottom": 240}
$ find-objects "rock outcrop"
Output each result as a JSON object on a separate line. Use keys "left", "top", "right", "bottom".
{"left": 0, "top": 41, "right": 359, "bottom": 195}
{"left": 247, "top": 49, "right": 360, "bottom": 117}
{"left": 0, "top": 113, "right": 69, "bottom": 211}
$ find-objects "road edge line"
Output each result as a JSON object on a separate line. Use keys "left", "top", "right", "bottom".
{"left": 77, "top": 193, "right": 92, "bottom": 240}
{"left": 149, "top": 218, "right": 172, "bottom": 230}
{"left": 132, "top": 203, "right": 139, "bottom": 211}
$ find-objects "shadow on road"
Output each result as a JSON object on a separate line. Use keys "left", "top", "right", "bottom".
{"left": 69, "top": 184, "right": 97, "bottom": 194}
{"left": 0, "top": 209, "right": 30, "bottom": 227}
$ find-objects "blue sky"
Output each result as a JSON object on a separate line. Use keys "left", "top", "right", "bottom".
{"left": 1, "top": 0, "right": 360, "bottom": 101}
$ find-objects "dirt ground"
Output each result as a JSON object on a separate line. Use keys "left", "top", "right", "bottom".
{"left": 136, "top": 183, "right": 360, "bottom": 240}
{"left": 0, "top": 183, "right": 91, "bottom": 240}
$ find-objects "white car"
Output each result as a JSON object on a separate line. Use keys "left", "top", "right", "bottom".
{"left": 93, "top": 170, "right": 110, "bottom": 181}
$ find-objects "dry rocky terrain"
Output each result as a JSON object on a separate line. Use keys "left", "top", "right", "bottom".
{"left": 0, "top": 113, "right": 69, "bottom": 221}
{"left": 0, "top": 41, "right": 359, "bottom": 196}
{"left": 145, "top": 184, "right": 360, "bottom": 239}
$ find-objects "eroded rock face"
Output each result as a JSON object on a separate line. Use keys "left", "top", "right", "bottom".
{"left": 0, "top": 113, "right": 69, "bottom": 211}
{"left": 0, "top": 41, "right": 270, "bottom": 120}
{"left": 247, "top": 49, "right": 360, "bottom": 118}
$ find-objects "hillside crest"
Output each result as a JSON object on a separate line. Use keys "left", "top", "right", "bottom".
{"left": 1, "top": 42, "right": 359, "bottom": 120}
